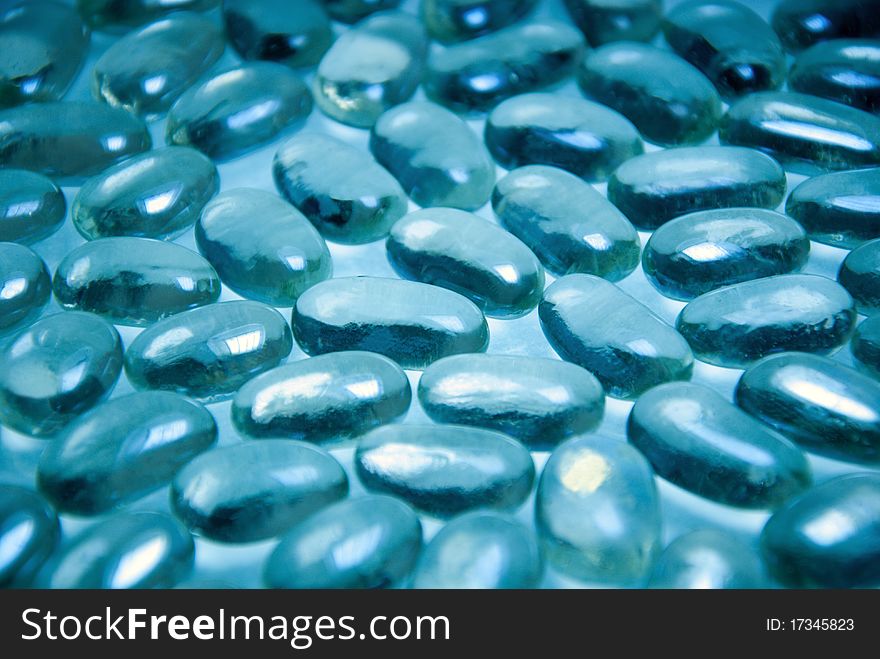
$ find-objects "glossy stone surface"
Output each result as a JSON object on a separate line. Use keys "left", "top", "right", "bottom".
{"left": 628, "top": 382, "right": 812, "bottom": 509}
{"left": 643, "top": 208, "right": 810, "bottom": 301}
{"left": 293, "top": 276, "right": 488, "bottom": 369}
{"left": 125, "top": 300, "right": 293, "bottom": 401}
{"left": 0, "top": 169, "right": 66, "bottom": 245}
{"left": 418, "top": 354, "right": 604, "bottom": 449}
{"left": 772, "top": 0, "right": 880, "bottom": 53}
{"left": 0, "top": 243, "right": 51, "bottom": 337}
{"left": 195, "top": 189, "right": 331, "bottom": 306}
{"left": 370, "top": 102, "right": 495, "bottom": 210}
{"left": 485, "top": 93, "right": 643, "bottom": 180}
{"left": 355, "top": 424, "right": 534, "bottom": 517}
{"left": 78, "top": 0, "right": 221, "bottom": 32}
{"left": 607, "top": 146, "right": 786, "bottom": 230}
{"left": 167, "top": 63, "right": 313, "bottom": 161}
{"left": 424, "top": 20, "right": 585, "bottom": 113}
{"left": 274, "top": 134, "right": 408, "bottom": 244}
{"left": 422, "top": 0, "right": 538, "bottom": 43}
{"left": 265, "top": 495, "right": 421, "bottom": 588}
{"left": 0, "top": 485, "right": 58, "bottom": 586}
{"left": 563, "top": 0, "right": 662, "bottom": 46}
{"left": 387, "top": 208, "right": 543, "bottom": 318}
{"left": 648, "top": 530, "right": 765, "bottom": 589}
{"left": 789, "top": 39, "right": 880, "bottom": 114}
{"left": 412, "top": 512, "right": 541, "bottom": 589}
{"left": 839, "top": 239, "right": 880, "bottom": 314}
{"left": 492, "top": 166, "right": 640, "bottom": 281}
{"left": 0, "top": 312, "right": 123, "bottom": 437}
{"left": 321, "top": 0, "right": 401, "bottom": 23}
{"left": 38, "top": 391, "right": 217, "bottom": 514}
{"left": 536, "top": 436, "right": 661, "bottom": 585}
{"left": 761, "top": 473, "right": 880, "bottom": 587}
{"left": 232, "top": 351, "right": 411, "bottom": 442}
{"left": 171, "top": 440, "right": 348, "bottom": 543}
{"left": 852, "top": 314, "right": 880, "bottom": 379}
{"left": 577, "top": 43, "right": 722, "bottom": 147}
{"left": 314, "top": 12, "right": 426, "bottom": 128}
{"left": 53, "top": 237, "right": 221, "bottom": 326}
{"left": 676, "top": 274, "right": 857, "bottom": 368}
{"left": 539, "top": 274, "right": 693, "bottom": 399}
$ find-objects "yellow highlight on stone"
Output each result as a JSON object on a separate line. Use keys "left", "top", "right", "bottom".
{"left": 560, "top": 449, "right": 610, "bottom": 495}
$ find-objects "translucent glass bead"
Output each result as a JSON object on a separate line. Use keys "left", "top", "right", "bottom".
{"left": 77, "top": 0, "right": 221, "bottom": 32}
{"left": 422, "top": 0, "right": 538, "bottom": 42}
{"left": 0, "top": 243, "right": 51, "bottom": 337}
{"left": 320, "top": 0, "right": 401, "bottom": 24}
{"left": 771, "top": 0, "right": 880, "bottom": 53}
{"left": 648, "top": 530, "right": 765, "bottom": 589}
{"left": 563, "top": 0, "right": 662, "bottom": 46}
{"left": 839, "top": 238, "right": 880, "bottom": 314}
{"left": 0, "top": 169, "right": 66, "bottom": 245}
{"left": 850, "top": 314, "right": 880, "bottom": 380}
{"left": 789, "top": 39, "right": 880, "bottom": 113}
{"left": 0, "top": 485, "right": 59, "bottom": 587}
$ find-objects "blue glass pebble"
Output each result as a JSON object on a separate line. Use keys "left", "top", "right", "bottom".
{"left": 422, "top": 0, "right": 539, "bottom": 42}
{"left": 648, "top": 529, "right": 765, "bottom": 589}
{"left": 850, "top": 314, "right": 880, "bottom": 380}
{"left": 0, "top": 242, "right": 51, "bottom": 337}
{"left": 0, "top": 169, "right": 66, "bottom": 245}
{"left": 0, "top": 485, "right": 59, "bottom": 587}
{"left": 78, "top": 0, "right": 221, "bottom": 32}
{"left": 839, "top": 238, "right": 880, "bottom": 314}
{"left": 563, "top": 0, "right": 662, "bottom": 46}
{"left": 321, "top": 0, "right": 402, "bottom": 24}
{"left": 772, "top": 0, "right": 880, "bottom": 53}
{"left": 789, "top": 39, "right": 880, "bottom": 114}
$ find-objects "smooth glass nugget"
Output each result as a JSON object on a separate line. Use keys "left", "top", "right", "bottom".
{"left": 760, "top": 473, "right": 880, "bottom": 587}
{"left": 265, "top": 495, "right": 421, "bottom": 588}
{"left": 412, "top": 511, "right": 541, "bottom": 589}
{"left": 320, "top": 0, "right": 401, "bottom": 24}
{"left": 195, "top": 189, "right": 331, "bottom": 306}
{"left": 772, "top": 0, "right": 880, "bottom": 53}
{"left": 852, "top": 315, "right": 880, "bottom": 380}
{"left": 648, "top": 530, "right": 765, "bottom": 589}
{"left": 370, "top": 101, "right": 495, "bottom": 210}
{"left": 789, "top": 39, "right": 880, "bottom": 114}
{"left": 607, "top": 146, "right": 786, "bottom": 230}
{"left": 0, "top": 169, "right": 66, "bottom": 245}
{"left": 77, "top": 0, "right": 220, "bottom": 32}
{"left": 274, "top": 133, "right": 408, "bottom": 244}
{"left": 386, "top": 208, "right": 544, "bottom": 318}
{"left": 839, "top": 238, "right": 880, "bottom": 314}
{"left": 418, "top": 353, "right": 604, "bottom": 449}
{"left": 0, "top": 243, "right": 51, "bottom": 337}
{"left": 292, "top": 276, "right": 488, "bottom": 369}
{"left": 536, "top": 436, "right": 661, "bottom": 585}
{"left": 0, "top": 485, "right": 59, "bottom": 587}
{"left": 628, "top": 382, "right": 812, "bottom": 509}
{"left": 642, "top": 208, "right": 810, "bottom": 301}
{"left": 0, "top": 312, "right": 123, "bottom": 437}
{"left": 422, "top": 0, "right": 538, "bottom": 43}
{"left": 232, "top": 351, "right": 411, "bottom": 443}
{"left": 355, "top": 424, "right": 534, "bottom": 517}
{"left": 563, "top": 0, "right": 662, "bottom": 46}
{"left": 492, "top": 165, "right": 640, "bottom": 281}
{"left": 37, "top": 391, "right": 217, "bottom": 515}
{"left": 171, "top": 440, "right": 348, "bottom": 543}
{"left": 539, "top": 274, "right": 693, "bottom": 399}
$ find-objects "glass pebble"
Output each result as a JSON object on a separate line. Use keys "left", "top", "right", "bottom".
{"left": 321, "top": 0, "right": 402, "bottom": 23}
{"left": 422, "top": 0, "right": 538, "bottom": 42}
{"left": 0, "top": 242, "right": 51, "bottom": 337}
{"left": 839, "top": 238, "right": 880, "bottom": 314}
{"left": 771, "top": 0, "right": 880, "bottom": 53}
{"left": 648, "top": 529, "right": 765, "bottom": 589}
{"left": 0, "top": 485, "right": 59, "bottom": 587}
{"left": 789, "top": 39, "right": 880, "bottom": 114}
{"left": 851, "top": 314, "right": 880, "bottom": 380}
{"left": 77, "top": 0, "right": 221, "bottom": 32}
{"left": 563, "top": 0, "right": 662, "bottom": 46}
{"left": 0, "top": 169, "right": 66, "bottom": 245}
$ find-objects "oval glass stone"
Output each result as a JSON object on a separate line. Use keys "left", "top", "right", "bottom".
{"left": 0, "top": 312, "right": 123, "bottom": 437}
{"left": 167, "top": 62, "right": 313, "bottom": 161}
{"left": 539, "top": 274, "right": 693, "bottom": 399}
{"left": 0, "top": 102, "right": 151, "bottom": 183}
{"left": 387, "top": 208, "right": 544, "bottom": 318}
{"left": 577, "top": 42, "right": 722, "bottom": 147}
{"left": 48, "top": 512, "right": 194, "bottom": 589}
{"left": 232, "top": 351, "right": 411, "bottom": 442}
{"left": 412, "top": 511, "right": 541, "bottom": 589}
{"left": 171, "top": 440, "right": 348, "bottom": 543}
{"left": 313, "top": 12, "right": 426, "bottom": 128}
{"left": 274, "top": 133, "right": 408, "bottom": 244}
{"left": 78, "top": 0, "right": 221, "bottom": 32}
{"left": 648, "top": 529, "right": 765, "bottom": 589}
{"left": 628, "top": 382, "right": 812, "bottom": 509}
{"left": 771, "top": 0, "right": 880, "bottom": 53}
{"left": 761, "top": 473, "right": 880, "bottom": 587}
{"left": 0, "top": 169, "right": 66, "bottom": 244}
{"left": 607, "top": 146, "right": 786, "bottom": 230}
{"left": 321, "top": 0, "right": 401, "bottom": 24}
{"left": 424, "top": 20, "right": 585, "bottom": 113}
{"left": 643, "top": 208, "right": 810, "bottom": 301}
{"left": 293, "top": 276, "right": 489, "bottom": 369}
{"left": 355, "top": 424, "right": 534, "bottom": 517}
{"left": 370, "top": 101, "right": 495, "bottom": 210}
{"left": 265, "top": 495, "right": 421, "bottom": 588}
{"left": 195, "top": 189, "right": 331, "bottom": 306}
{"left": 852, "top": 314, "right": 880, "bottom": 380}
{"left": 418, "top": 353, "right": 604, "bottom": 449}
{"left": 563, "top": 0, "right": 661, "bottom": 46}
{"left": 789, "top": 39, "right": 880, "bottom": 114}
{"left": 485, "top": 93, "right": 643, "bottom": 180}
{"left": 0, "top": 485, "right": 59, "bottom": 587}
{"left": 676, "top": 274, "right": 857, "bottom": 368}
{"left": 37, "top": 391, "right": 217, "bottom": 515}
{"left": 0, "top": 243, "right": 51, "bottom": 337}
{"left": 422, "top": 0, "right": 538, "bottom": 42}
{"left": 839, "top": 238, "right": 880, "bottom": 314}
{"left": 492, "top": 165, "right": 641, "bottom": 280}
{"left": 53, "top": 238, "right": 221, "bottom": 326}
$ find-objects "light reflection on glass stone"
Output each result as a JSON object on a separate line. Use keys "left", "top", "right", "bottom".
{"left": 0, "top": 485, "right": 59, "bottom": 587}
{"left": 771, "top": 0, "right": 880, "bottom": 53}
{"left": 789, "top": 39, "right": 880, "bottom": 114}
{"left": 0, "top": 242, "right": 51, "bottom": 337}
{"left": 0, "top": 169, "right": 66, "bottom": 245}
{"left": 563, "top": 0, "right": 662, "bottom": 46}
{"left": 648, "top": 529, "right": 765, "bottom": 589}
{"left": 422, "top": 0, "right": 538, "bottom": 43}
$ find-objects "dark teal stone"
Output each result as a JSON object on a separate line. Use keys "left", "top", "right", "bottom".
{"left": 761, "top": 473, "right": 880, "bottom": 587}
{"left": 370, "top": 101, "right": 495, "bottom": 210}
{"left": 320, "top": 0, "right": 401, "bottom": 24}
{"left": 677, "top": 274, "right": 857, "bottom": 368}
{"left": 789, "top": 39, "right": 880, "bottom": 114}
{"left": 607, "top": 146, "right": 786, "bottom": 230}
{"left": 171, "top": 440, "right": 348, "bottom": 543}
{"left": 37, "top": 391, "right": 217, "bottom": 515}
{"left": 0, "top": 312, "right": 123, "bottom": 437}
{"left": 539, "top": 274, "right": 694, "bottom": 399}
{"left": 643, "top": 208, "right": 810, "bottom": 301}
{"left": 195, "top": 189, "right": 331, "bottom": 306}
{"left": 563, "top": 0, "right": 662, "bottom": 46}
{"left": 265, "top": 495, "right": 421, "bottom": 588}
{"left": 0, "top": 243, "right": 51, "bottom": 337}
{"left": 386, "top": 208, "right": 544, "bottom": 318}
{"left": 232, "top": 351, "right": 411, "bottom": 442}
{"left": 412, "top": 512, "right": 541, "bottom": 589}
{"left": 274, "top": 133, "right": 408, "bottom": 245}
{"left": 492, "top": 165, "right": 641, "bottom": 281}
{"left": 0, "top": 169, "right": 66, "bottom": 245}
{"left": 851, "top": 314, "right": 880, "bottom": 379}
{"left": 839, "top": 238, "right": 880, "bottom": 314}
{"left": 485, "top": 93, "right": 643, "bottom": 180}
{"left": 418, "top": 353, "right": 604, "bottom": 449}
{"left": 0, "top": 485, "right": 59, "bottom": 587}
{"left": 293, "top": 276, "right": 489, "bottom": 369}
{"left": 772, "top": 0, "right": 880, "bottom": 53}
{"left": 577, "top": 42, "right": 722, "bottom": 147}
{"left": 648, "top": 530, "right": 765, "bottom": 589}
{"left": 628, "top": 382, "right": 812, "bottom": 509}
{"left": 424, "top": 20, "right": 585, "bottom": 113}
{"left": 422, "top": 0, "right": 538, "bottom": 43}
{"left": 355, "top": 424, "right": 534, "bottom": 517}
{"left": 167, "top": 62, "right": 313, "bottom": 161}
{"left": 77, "top": 0, "right": 221, "bottom": 32}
